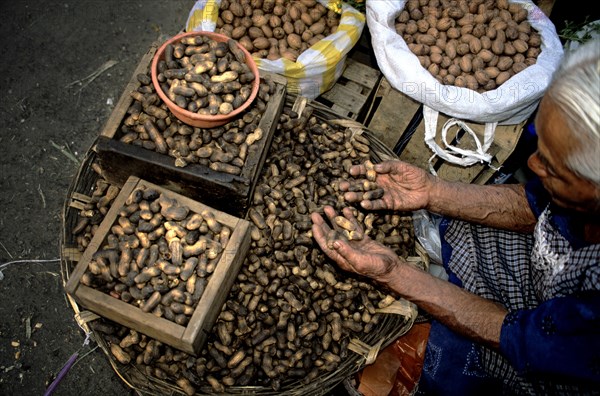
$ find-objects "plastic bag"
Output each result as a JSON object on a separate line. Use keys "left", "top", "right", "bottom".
{"left": 412, "top": 210, "right": 443, "bottom": 266}
{"left": 357, "top": 322, "right": 431, "bottom": 396}
{"left": 366, "top": 0, "right": 563, "bottom": 167}
{"left": 185, "top": 0, "right": 365, "bottom": 99}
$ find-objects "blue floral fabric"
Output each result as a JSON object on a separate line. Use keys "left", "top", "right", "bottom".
{"left": 500, "top": 292, "right": 600, "bottom": 384}
{"left": 416, "top": 177, "right": 600, "bottom": 395}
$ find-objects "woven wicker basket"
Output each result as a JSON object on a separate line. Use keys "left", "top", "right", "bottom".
{"left": 60, "top": 97, "right": 428, "bottom": 396}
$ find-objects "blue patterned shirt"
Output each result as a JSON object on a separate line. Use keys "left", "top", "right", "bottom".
{"left": 417, "top": 177, "right": 600, "bottom": 395}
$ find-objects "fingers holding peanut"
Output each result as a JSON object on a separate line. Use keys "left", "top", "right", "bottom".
{"left": 322, "top": 205, "right": 366, "bottom": 245}
{"left": 341, "top": 160, "right": 386, "bottom": 206}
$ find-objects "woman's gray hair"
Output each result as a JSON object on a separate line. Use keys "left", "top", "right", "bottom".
{"left": 545, "top": 39, "right": 600, "bottom": 186}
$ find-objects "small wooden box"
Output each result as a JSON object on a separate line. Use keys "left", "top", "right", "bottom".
{"left": 94, "top": 42, "right": 286, "bottom": 218}
{"left": 64, "top": 176, "right": 251, "bottom": 355}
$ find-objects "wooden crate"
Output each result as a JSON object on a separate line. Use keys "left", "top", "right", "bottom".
{"left": 365, "top": 78, "right": 527, "bottom": 185}
{"left": 94, "top": 42, "right": 287, "bottom": 218}
{"left": 314, "top": 58, "right": 381, "bottom": 121}
{"left": 65, "top": 176, "right": 251, "bottom": 355}
{"left": 364, "top": 77, "right": 423, "bottom": 150}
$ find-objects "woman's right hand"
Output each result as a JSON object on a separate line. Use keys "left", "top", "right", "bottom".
{"left": 340, "top": 160, "right": 435, "bottom": 211}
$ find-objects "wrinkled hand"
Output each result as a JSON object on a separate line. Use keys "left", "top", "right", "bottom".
{"left": 311, "top": 206, "right": 401, "bottom": 284}
{"left": 340, "top": 160, "right": 434, "bottom": 211}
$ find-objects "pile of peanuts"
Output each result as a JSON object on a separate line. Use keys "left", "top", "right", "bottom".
{"left": 120, "top": 71, "right": 276, "bottom": 172}
{"left": 155, "top": 35, "right": 255, "bottom": 116}
{"left": 76, "top": 109, "right": 415, "bottom": 394}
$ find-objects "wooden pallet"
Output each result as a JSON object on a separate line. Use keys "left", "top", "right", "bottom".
{"left": 365, "top": 78, "right": 527, "bottom": 185}
{"left": 315, "top": 57, "right": 381, "bottom": 121}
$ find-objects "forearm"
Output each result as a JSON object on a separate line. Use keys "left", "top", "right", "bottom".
{"left": 384, "top": 261, "right": 507, "bottom": 349}
{"left": 427, "top": 180, "right": 536, "bottom": 232}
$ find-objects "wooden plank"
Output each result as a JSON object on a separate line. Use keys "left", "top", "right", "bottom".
{"left": 65, "top": 176, "right": 251, "bottom": 355}
{"left": 319, "top": 82, "right": 369, "bottom": 116}
{"left": 343, "top": 58, "right": 380, "bottom": 89}
{"left": 345, "top": 80, "right": 366, "bottom": 94}
{"left": 332, "top": 104, "right": 350, "bottom": 117}
{"left": 436, "top": 143, "right": 502, "bottom": 183}
{"left": 473, "top": 125, "right": 525, "bottom": 184}
{"left": 367, "top": 78, "right": 422, "bottom": 149}
{"left": 62, "top": 247, "right": 82, "bottom": 262}
{"left": 398, "top": 125, "right": 431, "bottom": 172}
{"left": 367, "top": 76, "right": 527, "bottom": 184}
{"left": 433, "top": 119, "right": 493, "bottom": 170}
{"left": 184, "top": 219, "right": 251, "bottom": 353}
{"left": 76, "top": 285, "right": 189, "bottom": 352}
{"left": 490, "top": 122, "right": 526, "bottom": 154}
{"left": 240, "top": 82, "right": 285, "bottom": 184}
{"left": 474, "top": 158, "right": 506, "bottom": 185}
{"left": 100, "top": 42, "right": 159, "bottom": 139}
{"left": 435, "top": 119, "right": 525, "bottom": 183}
{"left": 314, "top": 57, "right": 381, "bottom": 120}
{"left": 74, "top": 310, "right": 101, "bottom": 325}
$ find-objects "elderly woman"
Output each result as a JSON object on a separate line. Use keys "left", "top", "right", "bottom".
{"left": 312, "top": 39, "right": 600, "bottom": 394}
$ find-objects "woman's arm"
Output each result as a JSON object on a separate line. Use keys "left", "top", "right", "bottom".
{"left": 427, "top": 181, "right": 537, "bottom": 233}
{"left": 385, "top": 258, "right": 507, "bottom": 349}
{"left": 344, "top": 161, "right": 537, "bottom": 233}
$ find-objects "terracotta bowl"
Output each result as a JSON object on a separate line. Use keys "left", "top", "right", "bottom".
{"left": 151, "top": 31, "right": 259, "bottom": 128}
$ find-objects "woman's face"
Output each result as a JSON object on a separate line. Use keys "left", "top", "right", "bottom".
{"left": 528, "top": 96, "right": 599, "bottom": 214}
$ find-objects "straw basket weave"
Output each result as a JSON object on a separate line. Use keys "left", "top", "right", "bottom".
{"left": 60, "top": 97, "right": 429, "bottom": 396}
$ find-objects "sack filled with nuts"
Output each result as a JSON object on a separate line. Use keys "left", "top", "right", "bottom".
{"left": 185, "top": 0, "right": 365, "bottom": 99}
{"left": 366, "top": 0, "right": 563, "bottom": 166}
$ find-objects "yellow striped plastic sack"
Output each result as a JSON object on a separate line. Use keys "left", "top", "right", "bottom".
{"left": 186, "top": 0, "right": 365, "bottom": 99}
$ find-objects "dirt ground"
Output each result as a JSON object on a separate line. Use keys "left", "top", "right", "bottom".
{"left": 0, "top": 1, "right": 195, "bottom": 395}
{"left": 0, "top": 1, "right": 596, "bottom": 396}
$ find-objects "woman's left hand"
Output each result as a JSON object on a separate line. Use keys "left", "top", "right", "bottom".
{"left": 311, "top": 205, "right": 402, "bottom": 284}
